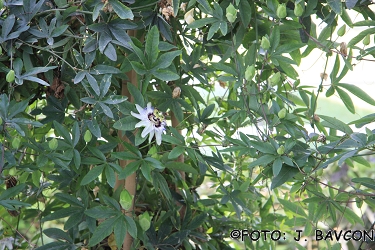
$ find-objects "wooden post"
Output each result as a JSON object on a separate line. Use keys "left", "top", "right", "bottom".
{"left": 115, "top": 30, "right": 138, "bottom": 250}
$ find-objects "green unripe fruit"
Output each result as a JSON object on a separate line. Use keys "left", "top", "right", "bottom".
{"left": 294, "top": 4, "right": 304, "bottom": 17}
{"left": 261, "top": 36, "right": 270, "bottom": 50}
{"left": 49, "top": 138, "right": 58, "bottom": 150}
{"left": 84, "top": 130, "right": 92, "bottom": 143}
{"left": 12, "top": 137, "right": 21, "bottom": 149}
{"left": 288, "top": 151, "right": 294, "bottom": 158}
{"left": 6, "top": 70, "right": 15, "bottom": 83}
{"left": 270, "top": 72, "right": 281, "bottom": 85}
{"left": 363, "top": 34, "right": 370, "bottom": 46}
{"left": 276, "top": 4, "right": 287, "bottom": 19}
{"left": 277, "top": 145, "right": 285, "bottom": 155}
{"left": 0, "top": 117, "right": 3, "bottom": 126}
{"left": 278, "top": 108, "right": 287, "bottom": 119}
{"left": 0, "top": 0, "right": 3, "bottom": 11}
{"left": 245, "top": 65, "right": 256, "bottom": 81}
{"left": 337, "top": 25, "right": 346, "bottom": 37}
{"left": 226, "top": 3, "right": 237, "bottom": 23}
{"left": 0, "top": 46, "right": 2, "bottom": 55}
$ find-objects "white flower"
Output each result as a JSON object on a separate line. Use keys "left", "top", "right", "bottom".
{"left": 131, "top": 102, "right": 166, "bottom": 145}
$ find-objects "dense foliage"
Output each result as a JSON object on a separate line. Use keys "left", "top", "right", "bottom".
{"left": 1, "top": 0, "right": 375, "bottom": 249}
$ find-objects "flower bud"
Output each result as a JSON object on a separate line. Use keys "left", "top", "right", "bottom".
{"left": 278, "top": 108, "right": 287, "bottom": 119}
{"left": 294, "top": 4, "right": 304, "bottom": 17}
{"left": 363, "top": 34, "right": 370, "bottom": 46}
{"left": 226, "top": 3, "right": 237, "bottom": 23}
{"left": 49, "top": 138, "right": 58, "bottom": 150}
{"left": 6, "top": 70, "right": 15, "bottom": 83}
{"left": 340, "top": 42, "right": 347, "bottom": 57}
{"left": 172, "top": 87, "right": 181, "bottom": 98}
{"left": 84, "top": 130, "right": 92, "bottom": 142}
{"left": 313, "top": 114, "right": 320, "bottom": 122}
{"left": 245, "top": 65, "right": 256, "bottom": 81}
{"left": 276, "top": 4, "right": 287, "bottom": 19}
{"left": 277, "top": 145, "right": 285, "bottom": 155}
{"left": 261, "top": 36, "right": 270, "bottom": 50}
{"left": 337, "top": 25, "right": 346, "bottom": 37}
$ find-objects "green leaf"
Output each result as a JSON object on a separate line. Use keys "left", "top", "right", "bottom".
{"left": 348, "top": 27, "right": 375, "bottom": 47}
{"left": 105, "top": 165, "right": 116, "bottom": 188}
{"left": 352, "top": 178, "right": 375, "bottom": 190}
{"left": 91, "top": 65, "right": 121, "bottom": 74}
{"left": 271, "top": 165, "right": 298, "bottom": 189}
{"left": 43, "top": 228, "right": 73, "bottom": 243}
{"left": 80, "top": 165, "right": 105, "bottom": 185}
{"left": 87, "top": 119, "right": 101, "bottom": 138}
{"left": 172, "top": 0, "right": 179, "bottom": 16}
{"left": 108, "top": 0, "right": 133, "bottom": 20}
{"left": 114, "top": 218, "right": 127, "bottom": 248}
{"left": 34, "top": 242, "right": 72, "bottom": 250}
{"left": 278, "top": 198, "right": 307, "bottom": 217}
{"left": 153, "top": 50, "right": 181, "bottom": 69}
{"left": 239, "top": 0, "right": 251, "bottom": 27}
{"left": 54, "top": 193, "right": 84, "bottom": 207}
{"left": 118, "top": 160, "right": 141, "bottom": 179}
{"left": 201, "top": 104, "right": 215, "bottom": 121}
{"left": 85, "top": 206, "right": 119, "bottom": 219}
{"left": 248, "top": 154, "right": 277, "bottom": 168}
{"left": 249, "top": 141, "right": 276, "bottom": 154}
{"left": 113, "top": 116, "right": 139, "bottom": 131}
{"left": 42, "top": 207, "right": 78, "bottom": 222}
{"left": 336, "top": 83, "right": 375, "bottom": 106}
{"left": 88, "top": 217, "right": 117, "bottom": 246}
{"left": 124, "top": 215, "right": 137, "bottom": 238}
{"left": 335, "top": 87, "right": 355, "bottom": 114}
{"left": 272, "top": 157, "right": 282, "bottom": 176}
{"left": 153, "top": 69, "right": 180, "bottom": 81}
{"left": 327, "top": 0, "right": 342, "bottom": 14}
{"left": 127, "top": 83, "right": 145, "bottom": 107}
{"left": 53, "top": 121, "right": 72, "bottom": 144}
{"left": 86, "top": 73, "right": 100, "bottom": 96}
{"left": 165, "top": 162, "right": 198, "bottom": 174}
{"left": 342, "top": 207, "right": 364, "bottom": 226}
{"left": 197, "top": 0, "right": 212, "bottom": 14}
{"left": 319, "top": 115, "right": 353, "bottom": 134}
{"left": 146, "top": 26, "right": 159, "bottom": 64}
{"left": 168, "top": 146, "right": 185, "bottom": 159}
{"left": 152, "top": 171, "right": 172, "bottom": 200}
{"left": 71, "top": 121, "right": 80, "bottom": 147}
{"left": 88, "top": 146, "right": 106, "bottom": 161}
{"left": 119, "top": 189, "right": 133, "bottom": 210}
{"left": 0, "top": 183, "right": 26, "bottom": 200}
{"left": 187, "top": 17, "right": 216, "bottom": 29}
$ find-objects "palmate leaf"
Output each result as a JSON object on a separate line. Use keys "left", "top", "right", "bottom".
{"left": 108, "top": 0, "right": 133, "bottom": 20}
{"left": 336, "top": 83, "right": 375, "bottom": 106}
{"left": 271, "top": 165, "right": 299, "bottom": 190}
{"left": 335, "top": 87, "right": 355, "bottom": 113}
{"left": 88, "top": 216, "right": 118, "bottom": 246}
{"left": 146, "top": 26, "right": 160, "bottom": 64}
{"left": 319, "top": 115, "right": 353, "bottom": 134}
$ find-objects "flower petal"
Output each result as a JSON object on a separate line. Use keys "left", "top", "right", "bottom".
{"left": 131, "top": 111, "right": 146, "bottom": 120}
{"left": 148, "top": 129, "right": 155, "bottom": 143}
{"left": 141, "top": 124, "right": 154, "bottom": 138}
{"left": 135, "top": 120, "right": 150, "bottom": 128}
{"left": 155, "top": 130, "right": 162, "bottom": 145}
{"left": 135, "top": 104, "right": 144, "bottom": 114}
